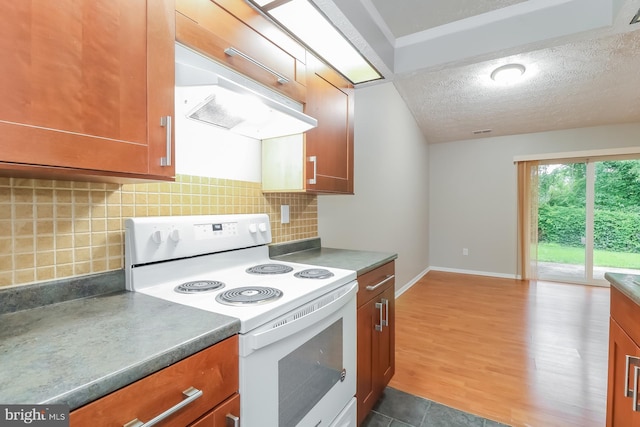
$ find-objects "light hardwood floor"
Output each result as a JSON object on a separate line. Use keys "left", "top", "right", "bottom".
{"left": 389, "top": 271, "right": 610, "bottom": 427}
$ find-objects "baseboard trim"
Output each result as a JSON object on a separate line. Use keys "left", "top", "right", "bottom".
{"left": 395, "top": 266, "right": 430, "bottom": 298}
{"left": 428, "top": 266, "right": 520, "bottom": 280}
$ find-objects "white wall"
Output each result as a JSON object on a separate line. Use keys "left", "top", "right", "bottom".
{"left": 318, "top": 82, "right": 430, "bottom": 291}
{"left": 429, "top": 122, "right": 640, "bottom": 277}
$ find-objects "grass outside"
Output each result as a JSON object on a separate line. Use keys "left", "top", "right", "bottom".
{"left": 538, "top": 242, "right": 640, "bottom": 268}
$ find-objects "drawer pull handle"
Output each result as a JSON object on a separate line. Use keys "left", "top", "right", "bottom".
{"left": 375, "top": 301, "right": 383, "bottom": 332}
{"left": 634, "top": 365, "right": 640, "bottom": 412}
{"left": 224, "top": 47, "right": 289, "bottom": 84}
{"left": 625, "top": 355, "right": 640, "bottom": 397}
{"left": 382, "top": 298, "right": 389, "bottom": 327}
{"left": 123, "top": 386, "right": 203, "bottom": 427}
{"left": 307, "top": 156, "right": 317, "bottom": 185}
{"left": 160, "top": 116, "right": 172, "bottom": 167}
{"left": 366, "top": 275, "right": 395, "bottom": 292}
{"left": 226, "top": 413, "right": 240, "bottom": 427}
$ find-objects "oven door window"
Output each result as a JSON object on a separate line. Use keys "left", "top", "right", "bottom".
{"left": 279, "top": 319, "right": 343, "bottom": 427}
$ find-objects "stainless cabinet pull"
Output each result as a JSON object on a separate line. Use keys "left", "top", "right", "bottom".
{"left": 160, "top": 116, "right": 172, "bottom": 167}
{"left": 224, "top": 47, "right": 289, "bottom": 84}
{"left": 307, "top": 156, "right": 317, "bottom": 185}
{"left": 382, "top": 298, "right": 389, "bottom": 327}
{"left": 366, "top": 275, "right": 395, "bottom": 292}
{"left": 375, "top": 301, "right": 383, "bottom": 332}
{"left": 634, "top": 365, "right": 640, "bottom": 412}
{"left": 226, "top": 413, "right": 240, "bottom": 427}
{"left": 625, "top": 355, "right": 640, "bottom": 397}
{"left": 123, "top": 386, "right": 203, "bottom": 427}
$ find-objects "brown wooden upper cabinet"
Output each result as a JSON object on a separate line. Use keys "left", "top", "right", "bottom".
{"left": 304, "top": 54, "right": 355, "bottom": 194}
{"left": 0, "top": 0, "right": 176, "bottom": 181}
{"left": 262, "top": 53, "right": 355, "bottom": 194}
{"left": 175, "top": 0, "right": 307, "bottom": 104}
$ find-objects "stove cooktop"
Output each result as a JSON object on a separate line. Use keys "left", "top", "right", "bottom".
{"left": 125, "top": 214, "right": 357, "bottom": 334}
{"left": 131, "top": 247, "right": 356, "bottom": 333}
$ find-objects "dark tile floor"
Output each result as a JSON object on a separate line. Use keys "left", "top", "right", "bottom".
{"left": 363, "top": 387, "right": 510, "bottom": 427}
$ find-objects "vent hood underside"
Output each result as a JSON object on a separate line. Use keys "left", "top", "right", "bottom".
{"left": 175, "top": 44, "right": 317, "bottom": 140}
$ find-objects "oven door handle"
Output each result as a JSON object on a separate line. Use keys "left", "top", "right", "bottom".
{"left": 248, "top": 282, "right": 358, "bottom": 352}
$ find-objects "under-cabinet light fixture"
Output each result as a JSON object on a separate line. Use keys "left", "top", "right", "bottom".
{"left": 249, "top": 0, "right": 382, "bottom": 84}
{"left": 490, "top": 63, "right": 526, "bottom": 84}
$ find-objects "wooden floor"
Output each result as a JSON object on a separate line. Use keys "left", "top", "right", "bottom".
{"left": 389, "top": 271, "right": 610, "bottom": 427}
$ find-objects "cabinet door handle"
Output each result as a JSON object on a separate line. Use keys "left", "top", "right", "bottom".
{"left": 307, "top": 156, "right": 317, "bottom": 185}
{"left": 160, "top": 116, "right": 172, "bottom": 167}
{"left": 123, "top": 386, "right": 202, "bottom": 427}
{"left": 375, "top": 301, "right": 383, "bottom": 332}
{"left": 365, "top": 275, "right": 395, "bottom": 292}
{"left": 224, "top": 47, "right": 289, "bottom": 84}
{"left": 634, "top": 365, "right": 640, "bottom": 412}
{"left": 625, "top": 355, "right": 640, "bottom": 397}
{"left": 382, "top": 298, "right": 389, "bottom": 327}
{"left": 226, "top": 413, "right": 240, "bottom": 427}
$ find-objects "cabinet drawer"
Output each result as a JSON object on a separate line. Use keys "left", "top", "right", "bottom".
{"left": 70, "top": 335, "right": 238, "bottom": 427}
{"left": 357, "top": 261, "right": 395, "bottom": 308}
{"left": 611, "top": 286, "right": 640, "bottom": 346}
{"left": 175, "top": 0, "right": 306, "bottom": 103}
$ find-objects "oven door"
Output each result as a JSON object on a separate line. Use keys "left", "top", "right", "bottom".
{"left": 239, "top": 281, "right": 357, "bottom": 427}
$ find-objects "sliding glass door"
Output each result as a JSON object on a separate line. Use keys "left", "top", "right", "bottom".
{"left": 536, "top": 159, "right": 640, "bottom": 284}
{"left": 592, "top": 159, "right": 640, "bottom": 281}
{"left": 536, "top": 162, "right": 588, "bottom": 282}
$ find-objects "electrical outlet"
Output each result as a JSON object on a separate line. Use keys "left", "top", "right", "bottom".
{"left": 463, "top": 248, "right": 469, "bottom": 256}
{"left": 281, "top": 205, "right": 290, "bottom": 224}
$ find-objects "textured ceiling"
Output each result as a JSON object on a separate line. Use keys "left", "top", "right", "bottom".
{"left": 316, "top": 0, "right": 640, "bottom": 143}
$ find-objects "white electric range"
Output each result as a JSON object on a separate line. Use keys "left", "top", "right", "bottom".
{"left": 125, "top": 214, "right": 358, "bottom": 427}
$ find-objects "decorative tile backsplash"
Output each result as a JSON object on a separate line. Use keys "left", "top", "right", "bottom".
{"left": 0, "top": 176, "right": 317, "bottom": 287}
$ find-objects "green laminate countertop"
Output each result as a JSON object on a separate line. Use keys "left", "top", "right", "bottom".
{"left": 605, "top": 272, "right": 640, "bottom": 306}
{"left": 0, "top": 290, "right": 240, "bottom": 410}
{"left": 273, "top": 246, "right": 397, "bottom": 276}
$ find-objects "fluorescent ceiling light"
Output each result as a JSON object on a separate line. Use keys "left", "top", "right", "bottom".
{"left": 251, "top": 0, "right": 382, "bottom": 84}
{"left": 490, "top": 64, "right": 526, "bottom": 84}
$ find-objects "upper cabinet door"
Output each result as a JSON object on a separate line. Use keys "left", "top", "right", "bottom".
{"left": 0, "top": 0, "right": 175, "bottom": 181}
{"left": 175, "top": 0, "right": 306, "bottom": 104}
{"left": 305, "top": 54, "right": 354, "bottom": 194}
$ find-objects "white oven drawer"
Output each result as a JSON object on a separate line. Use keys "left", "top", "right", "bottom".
{"left": 329, "top": 397, "right": 357, "bottom": 427}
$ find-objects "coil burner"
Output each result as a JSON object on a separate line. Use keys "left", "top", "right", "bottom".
{"left": 246, "top": 264, "right": 294, "bottom": 275}
{"left": 294, "top": 268, "right": 335, "bottom": 279}
{"left": 216, "top": 286, "right": 283, "bottom": 305}
{"left": 174, "top": 280, "right": 225, "bottom": 294}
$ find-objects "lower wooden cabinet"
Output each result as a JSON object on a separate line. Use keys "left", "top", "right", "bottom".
{"left": 607, "top": 287, "right": 640, "bottom": 426}
{"left": 190, "top": 393, "right": 240, "bottom": 427}
{"left": 356, "top": 261, "right": 395, "bottom": 425}
{"left": 70, "top": 335, "right": 238, "bottom": 427}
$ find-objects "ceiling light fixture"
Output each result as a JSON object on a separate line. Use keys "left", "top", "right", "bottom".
{"left": 490, "top": 64, "right": 526, "bottom": 84}
{"left": 249, "top": 0, "right": 382, "bottom": 84}
{"left": 631, "top": 8, "right": 640, "bottom": 24}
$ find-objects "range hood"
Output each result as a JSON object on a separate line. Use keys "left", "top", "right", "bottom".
{"left": 175, "top": 44, "right": 317, "bottom": 140}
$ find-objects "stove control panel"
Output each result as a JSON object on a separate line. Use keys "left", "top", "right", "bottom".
{"left": 194, "top": 221, "right": 238, "bottom": 239}
{"left": 125, "top": 214, "right": 272, "bottom": 265}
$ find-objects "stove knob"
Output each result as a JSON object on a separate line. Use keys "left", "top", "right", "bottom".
{"left": 249, "top": 224, "right": 258, "bottom": 234}
{"left": 151, "top": 230, "right": 166, "bottom": 244}
{"left": 258, "top": 223, "right": 267, "bottom": 233}
{"left": 168, "top": 229, "right": 181, "bottom": 243}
